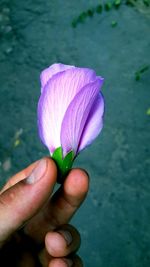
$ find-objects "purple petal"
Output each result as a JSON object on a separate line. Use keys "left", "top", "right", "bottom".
{"left": 38, "top": 68, "right": 101, "bottom": 154}
{"left": 60, "top": 78, "right": 104, "bottom": 156}
{"left": 78, "top": 93, "right": 104, "bottom": 153}
{"left": 40, "top": 63, "right": 75, "bottom": 92}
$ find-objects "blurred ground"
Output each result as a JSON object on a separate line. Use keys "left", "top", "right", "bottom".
{"left": 0, "top": 0, "right": 150, "bottom": 266}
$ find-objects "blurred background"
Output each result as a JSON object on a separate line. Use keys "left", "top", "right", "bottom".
{"left": 0, "top": 0, "right": 150, "bottom": 266}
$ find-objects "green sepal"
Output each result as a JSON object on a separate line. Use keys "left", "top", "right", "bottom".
{"left": 52, "top": 147, "right": 75, "bottom": 184}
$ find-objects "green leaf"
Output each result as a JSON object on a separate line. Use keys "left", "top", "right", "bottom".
{"left": 138, "top": 64, "right": 149, "bottom": 74}
{"left": 52, "top": 147, "right": 63, "bottom": 170}
{"left": 111, "top": 20, "right": 118, "bottom": 27}
{"left": 105, "top": 2, "right": 112, "bottom": 11}
{"left": 146, "top": 108, "right": 150, "bottom": 116}
{"left": 87, "top": 8, "right": 95, "bottom": 17}
{"left": 114, "top": 0, "right": 121, "bottom": 7}
{"left": 96, "top": 4, "right": 103, "bottom": 13}
{"left": 135, "top": 72, "right": 140, "bottom": 81}
{"left": 135, "top": 64, "right": 149, "bottom": 81}
{"left": 52, "top": 147, "right": 75, "bottom": 183}
{"left": 143, "top": 0, "right": 150, "bottom": 7}
{"left": 78, "top": 12, "right": 87, "bottom": 23}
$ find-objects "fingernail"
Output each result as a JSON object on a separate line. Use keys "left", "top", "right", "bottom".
{"left": 25, "top": 159, "right": 47, "bottom": 184}
{"left": 58, "top": 230, "right": 72, "bottom": 246}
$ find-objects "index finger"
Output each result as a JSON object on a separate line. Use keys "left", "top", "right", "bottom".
{"left": 24, "top": 169, "right": 89, "bottom": 244}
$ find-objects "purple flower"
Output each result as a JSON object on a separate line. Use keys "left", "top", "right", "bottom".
{"left": 37, "top": 63, "right": 104, "bottom": 181}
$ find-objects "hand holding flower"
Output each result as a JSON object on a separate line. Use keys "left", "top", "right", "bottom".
{"left": 0, "top": 158, "right": 88, "bottom": 266}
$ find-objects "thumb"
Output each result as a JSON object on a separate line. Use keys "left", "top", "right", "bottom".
{"left": 0, "top": 158, "right": 57, "bottom": 246}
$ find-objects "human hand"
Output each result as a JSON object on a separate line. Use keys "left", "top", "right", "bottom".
{"left": 0, "top": 157, "right": 89, "bottom": 266}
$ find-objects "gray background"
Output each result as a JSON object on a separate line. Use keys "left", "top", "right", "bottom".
{"left": 0, "top": 1, "right": 150, "bottom": 266}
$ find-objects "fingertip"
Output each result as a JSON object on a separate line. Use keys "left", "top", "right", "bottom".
{"left": 48, "top": 258, "right": 72, "bottom": 267}
{"left": 45, "top": 231, "right": 67, "bottom": 257}
{"left": 48, "top": 255, "right": 83, "bottom": 267}
{"left": 64, "top": 168, "right": 89, "bottom": 199}
{"left": 24, "top": 157, "right": 57, "bottom": 184}
{"left": 46, "top": 157, "right": 57, "bottom": 182}
{"left": 45, "top": 224, "right": 81, "bottom": 258}
{"left": 24, "top": 157, "right": 57, "bottom": 188}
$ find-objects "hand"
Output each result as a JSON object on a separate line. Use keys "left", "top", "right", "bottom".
{"left": 0, "top": 157, "right": 89, "bottom": 266}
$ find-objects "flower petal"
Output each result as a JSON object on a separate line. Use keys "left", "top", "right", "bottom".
{"left": 38, "top": 68, "right": 101, "bottom": 154}
{"left": 78, "top": 93, "right": 104, "bottom": 152}
{"left": 40, "top": 63, "right": 75, "bottom": 91}
{"left": 60, "top": 78, "right": 104, "bottom": 156}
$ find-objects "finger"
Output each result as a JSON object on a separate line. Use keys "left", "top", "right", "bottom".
{"left": 39, "top": 250, "right": 83, "bottom": 267}
{"left": 0, "top": 161, "right": 39, "bottom": 193}
{"left": 49, "top": 168, "right": 89, "bottom": 224}
{"left": 24, "top": 169, "right": 89, "bottom": 243}
{"left": 0, "top": 158, "right": 57, "bottom": 246}
{"left": 48, "top": 255, "right": 83, "bottom": 267}
{"left": 45, "top": 224, "right": 80, "bottom": 257}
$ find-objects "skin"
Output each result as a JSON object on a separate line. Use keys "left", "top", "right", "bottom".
{"left": 0, "top": 157, "right": 89, "bottom": 266}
